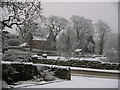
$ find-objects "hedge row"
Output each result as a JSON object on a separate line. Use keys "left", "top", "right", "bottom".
{"left": 2, "top": 64, "right": 37, "bottom": 85}
{"left": 2, "top": 63, "right": 71, "bottom": 85}
{"left": 31, "top": 49, "right": 58, "bottom": 56}
{"left": 2, "top": 50, "right": 32, "bottom": 62}
{"left": 32, "top": 58, "right": 119, "bottom": 70}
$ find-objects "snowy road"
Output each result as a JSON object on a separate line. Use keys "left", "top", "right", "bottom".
{"left": 25, "top": 76, "right": 118, "bottom": 88}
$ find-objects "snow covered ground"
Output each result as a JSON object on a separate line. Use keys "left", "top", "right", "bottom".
{"left": 33, "top": 54, "right": 107, "bottom": 62}
{"left": 1, "top": 61, "right": 119, "bottom": 88}
{"left": 25, "top": 76, "right": 118, "bottom": 88}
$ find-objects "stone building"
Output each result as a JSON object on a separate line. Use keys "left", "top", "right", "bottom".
{"left": 32, "top": 33, "right": 54, "bottom": 50}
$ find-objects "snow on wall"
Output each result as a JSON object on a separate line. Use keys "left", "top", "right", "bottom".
{"left": 1, "top": 61, "right": 70, "bottom": 70}
{"left": 1, "top": 61, "right": 33, "bottom": 65}
{"left": 71, "top": 67, "right": 119, "bottom": 73}
{"left": 1, "top": 61, "right": 119, "bottom": 73}
{"left": 33, "top": 63, "right": 70, "bottom": 70}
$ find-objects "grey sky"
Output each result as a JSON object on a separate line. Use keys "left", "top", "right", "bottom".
{"left": 42, "top": 2, "right": 118, "bottom": 32}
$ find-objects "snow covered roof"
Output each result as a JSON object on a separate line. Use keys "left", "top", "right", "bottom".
{"left": 33, "top": 36, "right": 46, "bottom": 41}
{"left": 19, "top": 43, "right": 28, "bottom": 47}
{"left": 75, "top": 49, "right": 82, "bottom": 52}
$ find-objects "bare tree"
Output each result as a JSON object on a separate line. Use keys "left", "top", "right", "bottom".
{"left": 64, "top": 32, "right": 72, "bottom": 57}
{"left": 57, "top": 32, "right": 67, "bottom": 52}
{"left": 101, "top": 32, "right": 118, "bottom": 63}
{"left": 0, "top": 1, "right": 42, "bottom": 29}
{"left": 95, "top": 20, "right": 111, "bottom": 55}
{"left": 45, "top": 15, "right": 68, "bottom": 49}
{"left": 0, "top": 1, "right": 42, "bottom": 51}
{"left": 19, "top": 19, "right": 38, "bottom": 51}
{"left": 105, "top": 33, "right": 118, "bottom": 54}
{"left": 57, "top": 30, "right": 72, "bottom": 53}
{"left": 1, "top": 31, "right": 9, "bottom": 53}
{"left": 70, "top": 15, "right": 94, "bottom": 53}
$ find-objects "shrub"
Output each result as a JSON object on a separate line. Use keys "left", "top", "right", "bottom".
{"left": 2, "top": 50, "right": 32, "bottom": 62}
{"left": 8, "top": 39, "right": 20, "bottom": 46}
{"left": 2, "top": 63, "right": 71, "bottom": 85}
{"left": 36, "top": 65, "right": 71, "bottom": 80}
{"left": 2, "top": 63, "right": 38, "bottom": 85}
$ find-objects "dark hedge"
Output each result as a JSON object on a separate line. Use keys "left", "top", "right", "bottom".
{"left": 2, "top": 63, "right": 71, "bottom": 85}
{"left": 32, "top": 57, "right": 119, "bottom": 70}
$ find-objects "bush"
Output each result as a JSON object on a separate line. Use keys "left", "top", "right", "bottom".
{"left": 36, "top": 65, "right": 71, "bottom": 81}
{"left": 8, "top": 39, "right": 20, "bottom": 46}
{"left": 2, "top": 64, "right": 16, "bottom": 85}
{"left": 2, "top": 50, "right": 32, "bottom": 62}
{"left": 2, "top": 64, "right": 39, "bottom": 85}
{"left": 2, "top": 63, "right": 71, "bottom": 85}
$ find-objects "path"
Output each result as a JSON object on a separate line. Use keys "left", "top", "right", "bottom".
{"left": 25, "top": 76, "right": 118, "bottom": 88}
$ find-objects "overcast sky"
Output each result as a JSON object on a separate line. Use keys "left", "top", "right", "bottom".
{"left": 42, "top": 2, "right": 118, "bottom": 33}
{"left": 1, "top": 1, "right": 118, "bottom": 34}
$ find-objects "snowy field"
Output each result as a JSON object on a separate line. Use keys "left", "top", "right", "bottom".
{"left": 25, "top": 76, "right": 118, "bottom": 88}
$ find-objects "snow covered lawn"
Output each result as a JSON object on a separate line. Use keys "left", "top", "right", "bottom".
{"left": 32, "top": 54, "right": 106, "bottom": 62}
{"left": 25, "top": 76, "right": 118, "bottom": 88}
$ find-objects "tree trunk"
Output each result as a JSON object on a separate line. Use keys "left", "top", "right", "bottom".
{"left": 28, "top": 32, "right": 33, "bottom": 51}
{"left": 29, "top": 40, "right": 32, "bottom": 51}
{"left": 99, "top": 38, "right": 104, "bottom": 55}
{"left": 53, "top": 37, "right": 56, "bottom": 50}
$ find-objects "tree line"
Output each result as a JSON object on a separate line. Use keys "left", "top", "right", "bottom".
{"left": 0, "top": 1, "right": 118, "bottom": 63}
{"left": 43, "top": 15, "right": 113, "bottom": 55}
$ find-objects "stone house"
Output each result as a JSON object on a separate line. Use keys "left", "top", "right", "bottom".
{"left": 32, "top": 33, "right": 54, "bottom": 50}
